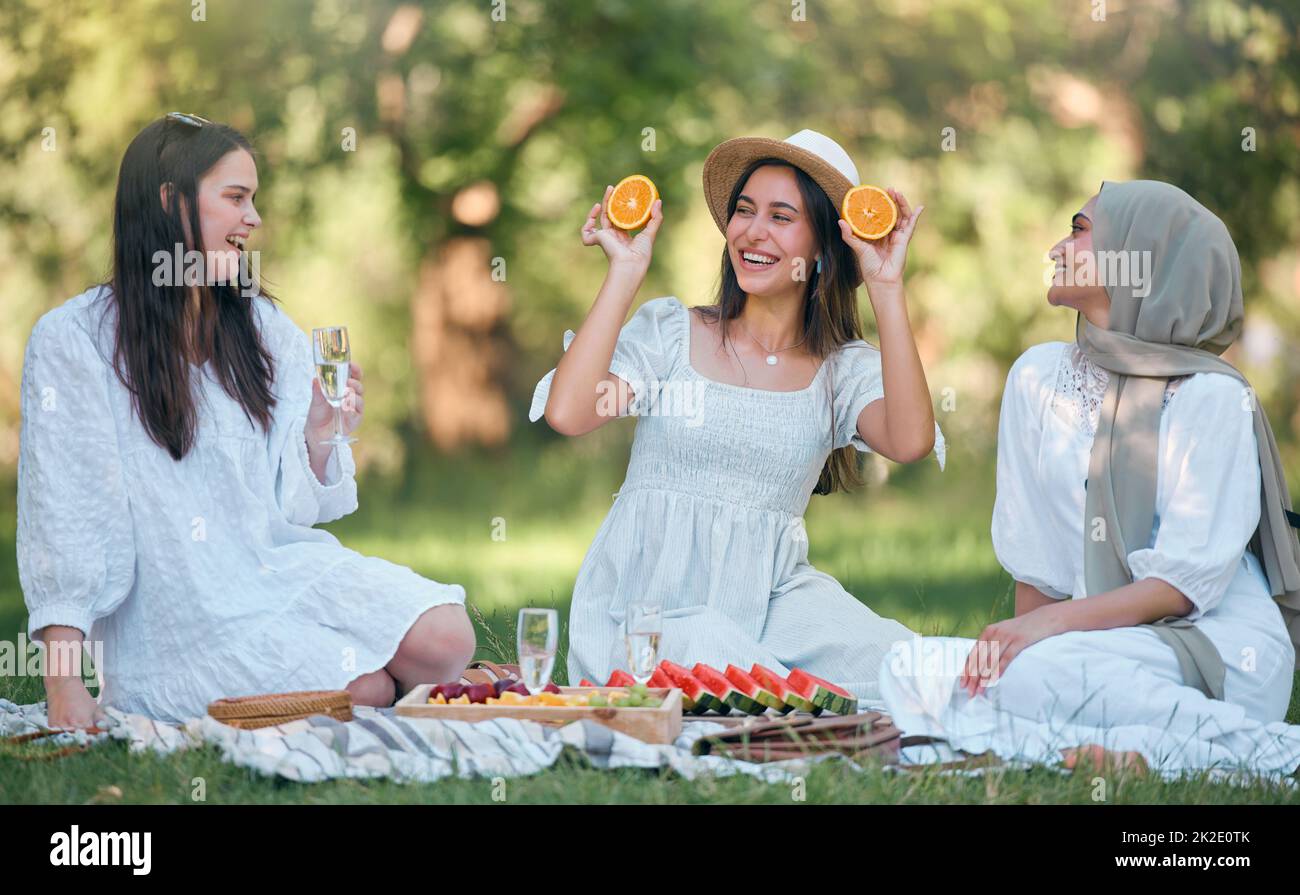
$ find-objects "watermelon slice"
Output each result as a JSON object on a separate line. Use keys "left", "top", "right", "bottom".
{"left": 786, "top": 668, "right": 858, "bottom": 715}
{"left": 749, "top": 664, "right": 820, "bottom": 715}
{"left": 645, "top": 667, "right": 672, "bottom": 688}
{"left": 605, "top": 670, "right": 636, "bottom": 688}
{"left": 643, "top": 667, "right": 693, "bottom": 711}
{"left": 694, "top": 663, "right": 765, "bottom": 715}
{"left": 659, "top": 660, "right": 726, "bottom": 715}
{"left": 724, "top": 664, "right": 786, "bottom": 713}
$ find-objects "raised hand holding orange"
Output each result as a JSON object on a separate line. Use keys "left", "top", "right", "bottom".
{"left": 580, "top": 175, "right": 664, "bottom": 275}
{"left": 838, "top": 186, "right": 923, "bottom": 287}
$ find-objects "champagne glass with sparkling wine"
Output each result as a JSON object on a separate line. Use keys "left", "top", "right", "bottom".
{"left": 312, "top": 326, "right": 358, "bottom": 447}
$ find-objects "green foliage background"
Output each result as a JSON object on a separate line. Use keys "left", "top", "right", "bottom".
{"left": 0, "top": 0, "right": 1296, "bottom": 668}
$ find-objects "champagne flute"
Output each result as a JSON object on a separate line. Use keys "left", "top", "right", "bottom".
{"left": 624, "top": 601, "right": 663, "bottom": 686}
{"left": 516, "top": 608, "right": 558, "bottom": 695}
{"left": 312, "top": 326, "right": 358, "bottom": 446}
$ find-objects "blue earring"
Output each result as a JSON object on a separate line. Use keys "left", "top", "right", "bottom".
{"left": 815, "top": 256, "right": 823, "bottom": 274}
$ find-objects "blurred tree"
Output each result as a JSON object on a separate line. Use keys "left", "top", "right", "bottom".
{"left": 0, "top": 0, "right": 1294, "bottom": 470}
{"left": 341, "top": 0, "right": 820, "bottom": 450}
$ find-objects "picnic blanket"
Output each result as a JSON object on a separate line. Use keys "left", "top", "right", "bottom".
{"left": 0, "top": 697, "right": 897, "bottom": 785}
{"left": 6, "top": 698, "right": 1291, "bottom": 788}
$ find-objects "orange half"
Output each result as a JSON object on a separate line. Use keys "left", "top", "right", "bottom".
{"left": 607, "top": 174, "right": 658, "bottom": 230}
{"left": 841, "top": 185, "right": 898, "bottom": 240}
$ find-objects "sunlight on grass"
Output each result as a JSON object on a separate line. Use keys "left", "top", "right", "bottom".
{"left": 4, "top": 444, "right": 1299, "bottom": 804}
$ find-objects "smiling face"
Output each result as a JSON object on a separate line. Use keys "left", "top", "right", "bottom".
{"left": 197, "top": 148, "right": 260, "bottom": 279}
{"left": 163, "top": 147, "right": 262, "bottom": 282}
{"left": 1047, "top": 192, "right": 1110, "bottom": 322}
{"left": 725, "top": 165, "right": 819, "bottom": 299}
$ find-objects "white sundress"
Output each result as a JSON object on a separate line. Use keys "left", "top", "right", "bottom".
{"left": 879, "top": 341, "right": 1300, "bottom": 776}
{"left": 17, "top": 286, "right": 466, "bottom": 723}
{"left": 529, "top": 296, "right": 945, "bottom": 701}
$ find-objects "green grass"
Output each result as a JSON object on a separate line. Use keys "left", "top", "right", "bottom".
{"left": 2, "top": 437, "right": 1298, "bottom": 804}
{"left": 6, "top": 717, "right": 1299, "bottom": 804}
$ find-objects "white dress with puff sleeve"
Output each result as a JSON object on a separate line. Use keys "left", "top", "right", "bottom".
{"left": 879, "top": 341, "right": 1300, "bottom": 775}
{"left": 18, "top": 286, "right": 465, "bottom": 723}
{"left": 530, "top": 296, "right": 945, "bottom": 701}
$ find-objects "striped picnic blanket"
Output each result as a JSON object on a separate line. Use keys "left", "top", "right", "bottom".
{"left": 7, "top": 697, "right": 1123, "bottom": 785}
{"left": 0, "top": 698, "right": 851, "bottom": 785}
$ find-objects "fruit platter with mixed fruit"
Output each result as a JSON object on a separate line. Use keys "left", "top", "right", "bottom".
{"left": 579, "top": 661, "right": 858, "bottom": 717}
{"left": 427, "top": 678, "right": 666, "bottom": 709}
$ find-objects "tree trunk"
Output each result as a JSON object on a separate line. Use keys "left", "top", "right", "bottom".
{"left": 411, "top": 236, "right": 511, "bottom": 450}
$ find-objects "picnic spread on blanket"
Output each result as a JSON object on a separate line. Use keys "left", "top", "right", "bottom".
{"left": 0, "top": 687, "right": 1050, "bottom": 785}
{"left": 4, "top": 654, "right": 1295, "bottom": 786}
{"left": 0, "top": 648, "right": 984, "bottom": 781}
{"left": 0, "top": 692, "right": 920, "bottom": 786}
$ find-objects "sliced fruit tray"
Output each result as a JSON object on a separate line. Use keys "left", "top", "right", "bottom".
{"left": 394, "top": 682, "right": 683, "bottom": 744}
{"left": 583, "top": 661, "right": 859, "bottom": 718}
{"left": 421, "top": 678, "right": 670, "bottom": 709}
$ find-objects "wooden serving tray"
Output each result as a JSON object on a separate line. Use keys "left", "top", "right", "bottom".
{"left": 394, "top": 686, "right": 683, "bottom": 744}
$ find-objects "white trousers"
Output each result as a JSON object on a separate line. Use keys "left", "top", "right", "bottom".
{"left": 879, "top": 628, "right": 1300, "bottom": 776}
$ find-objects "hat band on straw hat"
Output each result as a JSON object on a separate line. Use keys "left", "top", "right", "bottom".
{"left": 701, "top": 129, "right": 859, "bottom": 236}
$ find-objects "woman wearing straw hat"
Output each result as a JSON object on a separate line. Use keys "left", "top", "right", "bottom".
{"left": 880, "top": 181, "right": 1300, "bottom": 774}
{"left": 531, "top": 129, "right": 944, "bottom": 700}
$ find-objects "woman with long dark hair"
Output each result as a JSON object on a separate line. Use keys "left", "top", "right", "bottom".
{"left": 530, "top": 130, "right": 944, "bottom": 700}
{"left": 19, "top": 113, "right": 475, "bottom": 727}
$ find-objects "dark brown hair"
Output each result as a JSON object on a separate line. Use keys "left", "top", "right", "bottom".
{"left": 698, "top": 158, "right": 868, "bottom": 494}
{"left": 107, "top": 115, "right": 277, "bottom": 460}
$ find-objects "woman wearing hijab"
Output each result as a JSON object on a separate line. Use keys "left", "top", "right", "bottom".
{"left": 530, "top": 130, "right": 944, "bottom": 700}
{"left": 879, "top": 180, "right": 1300, "bottom": 775}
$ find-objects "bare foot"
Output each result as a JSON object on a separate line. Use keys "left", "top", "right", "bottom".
{"left": 1061, "top": 743, "right": 1149, "bottom": 776}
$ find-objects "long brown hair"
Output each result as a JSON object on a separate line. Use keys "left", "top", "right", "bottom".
{"left": 697, "top": 158, "right": 867, "bottom": 494}
{"left": 107, "top": 115, "right": 277, "bottom": 460}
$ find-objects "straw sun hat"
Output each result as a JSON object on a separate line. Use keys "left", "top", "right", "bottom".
{"left": 701, "top": 128, "right": 860, "bottom": 236}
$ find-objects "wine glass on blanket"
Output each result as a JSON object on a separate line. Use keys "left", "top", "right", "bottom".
{"left": 624, "top": 601, "right": 663, "bottom": 686}
{"left": 312, "top": 326, "right": 357, "bottom": 446}
{"left": 517, "top": 608, "right": 558, "bottom": 695}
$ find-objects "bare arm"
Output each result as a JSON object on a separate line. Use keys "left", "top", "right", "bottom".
{"left": 1014, "top": 580, "right": 1059, "bottom": 616}
{"left": 543, "top": 264, "right": 646, "bottom": 436}
{"left": 542, "top": 186, "right": 664, "bottom": 437}
{"left": 840, "top": 189, "right": 935, "bottom": 464}
{"left": 39, "top": 624, "right": 105, "bottom": 730}
{"left": 1050, "top": 577, "right": 1194, "bottom": 632}
{"left": 856, "top": 282, "right": 936, "bottom": 463}
{"left": 306, "top": 438, "right": 335, "bottom": 484}
{"left": 961, "top": 578, "right": 1194, "bottom": 695}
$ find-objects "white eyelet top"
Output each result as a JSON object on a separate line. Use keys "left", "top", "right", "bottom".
{"left": 1050, "top": 343, "right": 1181, "bottom": 438}
{"left": 17, "top": 286, "right": 465, "bottom": 722}
{"left": 991, "top": 342, "right": 1293, "bottom": 704}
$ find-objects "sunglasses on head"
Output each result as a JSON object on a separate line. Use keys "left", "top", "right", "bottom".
{"left": 165, "top": 111, "right": 212, "bottom": 128}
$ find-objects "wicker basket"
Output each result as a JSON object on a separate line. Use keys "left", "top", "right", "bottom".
{"left": 207, "top": 689, "right": 353, "bottom": 730}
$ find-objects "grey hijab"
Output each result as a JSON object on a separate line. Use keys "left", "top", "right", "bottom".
{"left": 1076, "top": 179, "right": 1300, "bottom": 700}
